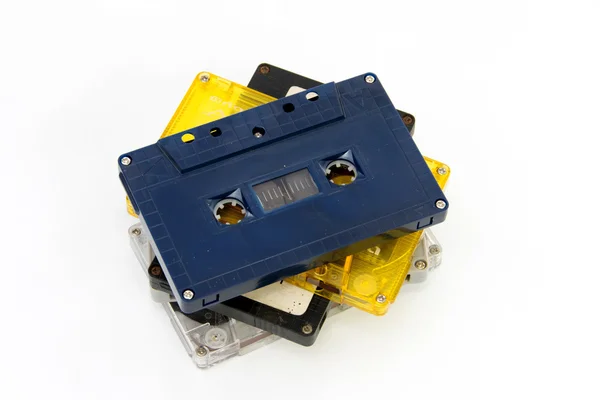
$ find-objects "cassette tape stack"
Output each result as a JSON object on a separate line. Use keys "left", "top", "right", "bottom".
{"left": 118, "top": 64, "right": 451, "bottom": 368}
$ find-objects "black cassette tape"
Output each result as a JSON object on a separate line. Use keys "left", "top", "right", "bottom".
{"left": 209, "top": 283, "right": 331, "bottom": 347}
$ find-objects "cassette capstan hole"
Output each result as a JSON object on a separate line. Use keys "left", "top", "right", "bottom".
{"left": 283, "top": 103, "right": 295, "bottom": 113}
{"left": 325, "top": 160, "right": 357, "bottom": 186}
{"left": 214, "top": 199, "right": 247, "bottom": 225}
{"left": 210, "top": 127, "right": 222, "bottom": 137}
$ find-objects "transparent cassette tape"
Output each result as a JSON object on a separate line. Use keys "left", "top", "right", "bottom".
{"left": 126, "top": 72, "right": 276, "bottom": 216}
{"left": 163, "top": 301, "right": 351, "bottom": 368}
{"left": 286, "top": 157, "right": 450, "bottom": 316}
{"left": 163, "top": 302, "right": 280, "bottom": 368}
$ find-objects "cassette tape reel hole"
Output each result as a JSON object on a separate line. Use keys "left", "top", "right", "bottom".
{"left": 325, "top": 160, "right": 357, "bottom": 186}
{"left": 213, "top": 199, "right": 247, "bottom": 225}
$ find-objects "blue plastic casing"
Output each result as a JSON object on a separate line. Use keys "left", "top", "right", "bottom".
{"left": 119, "top": 73, "right": 449, "bottom": 313}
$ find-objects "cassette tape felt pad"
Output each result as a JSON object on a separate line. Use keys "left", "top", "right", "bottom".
{"left": 118, "top": 73, "right": 449, "bottom": 313}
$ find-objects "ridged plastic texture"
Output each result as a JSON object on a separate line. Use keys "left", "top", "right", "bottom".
{"left": 118, "top": 73, "right": 449, "bottom": 314}
{"left": 286, "top": 157, "right": 450, "bottom": 315}
{"left": 126, "top": 72, "right": 276, "bottom": 216}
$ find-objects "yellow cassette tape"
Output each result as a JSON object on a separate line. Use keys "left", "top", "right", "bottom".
{"left": 285, "top": 157, "right": 450, "bottom": 316}
{"left": 126, "top": 73, "right": 276, "bottom": 216}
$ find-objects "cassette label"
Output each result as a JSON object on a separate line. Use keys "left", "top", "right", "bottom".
{"left": 242, "top": 281, "right": 314, "bottom": 315}
{"left": 118, "top": 73, "right": 449, "bottom": 313}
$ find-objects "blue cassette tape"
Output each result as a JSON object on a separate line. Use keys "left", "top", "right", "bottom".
{"left": 118, "top": 73, "right": 449, "bottom": 313}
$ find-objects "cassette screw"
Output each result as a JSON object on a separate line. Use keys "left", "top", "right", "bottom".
{"left": 435, "top": 200, "right": 447, "bottom": 209}
{"left": 196, "top": 346, "right": 208, "bottom": 357}
{"left": 121, "top": 156, "right": 131, "bottom": 166}
{"left": 302, "top": 324, "right": 313, "bottom": 335}
{"left": 183, "top": 290, "right": 195, "bottom": 300}
{"left": 131, "top": 228, "right": 141, "bottom": 236}
{"left": 376, "top": 294, "right": 387, "bottom": 303}
{"left": 415, "top": 260, "right": 428, "bottom": 270}
{"left": 149, "top": 265, "right": 161, "bottom": 276}
{"left": 259, "top": 65, "right": 270, "bottom": 75}
{"left": 199, "top": 73, "right": 210, "bottom": 82}
{"left": 429, "top": 245, "right": 441, "bottom": 256}
{"left": 365, "top": 75, "right": 376, "bottom": 84}
{"left": 437, "top": 167, "right": 448, "bottom": 175}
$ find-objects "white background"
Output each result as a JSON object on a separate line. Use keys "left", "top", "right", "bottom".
{"left": 1, "top": 1, "right": 599, "bottom": 399}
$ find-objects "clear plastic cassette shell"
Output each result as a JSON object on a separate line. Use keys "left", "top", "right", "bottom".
{"left": 163, "top": 302, "right": 280, "bottom": 368}
{"left": 163, "top": 301, "right": 351, "bottom": 368}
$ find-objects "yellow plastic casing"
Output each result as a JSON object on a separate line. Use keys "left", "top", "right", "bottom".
{"left": 126, "top": 72, "right": 276, "bottom": 216}
{"left": 285, "top": 157, "right": 451, "bottom": 316}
